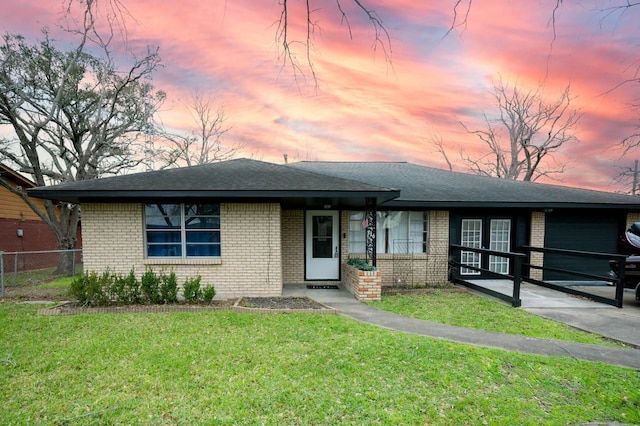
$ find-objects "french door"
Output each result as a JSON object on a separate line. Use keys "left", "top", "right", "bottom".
{"left": 460, "top": 218, "right": 512, "bottom": 276}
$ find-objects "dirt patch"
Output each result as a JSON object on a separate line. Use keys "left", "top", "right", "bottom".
{"left": 234, "top": 297, "right": 336, "bottom": 314}
{"left": 239, "top": 296, "right": 328, "bottom": 310}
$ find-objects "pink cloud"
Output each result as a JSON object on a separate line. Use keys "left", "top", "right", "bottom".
{"left": 2, "top": 0, "right": 639, "bottom": 193}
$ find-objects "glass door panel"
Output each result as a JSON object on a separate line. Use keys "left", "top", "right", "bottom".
{"left": 489, "top": 219, "right": 511, "bottom": 274}
{"left": 461, "top": 219, "right": 482, "bottom": 275}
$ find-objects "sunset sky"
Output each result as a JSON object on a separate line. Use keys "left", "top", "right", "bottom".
{"left": 2, "top": 0, "right": 639, "bottom": 192}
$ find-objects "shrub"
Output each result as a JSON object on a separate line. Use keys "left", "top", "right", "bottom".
{"left": 159, "top": 270, "right": 179, "bottom": 304}
{"left": 347, "top": 257, "right": 376, "bottom": 271}
{"left": 69, "top": 271, "right": 111, "bottom": 306}
{"left": 182, "top": 276, "right": 202, "bottom": 303}
{"left": 110, "top": 269, "right": 141, "bottom": 305}
{"left": 202, "top": 284, "right": 216, "bottom": 303}
{"left": 69, "top": 269, "right": 213, "bottom": 306}
{"left": 140, "top": 268, "right": 161, "bottom": 304}
{"left": 123, "top": 269, "right": 142, "bottom": 304}
{"left": 110, "top": 272, "right": 127, "bottom": 303}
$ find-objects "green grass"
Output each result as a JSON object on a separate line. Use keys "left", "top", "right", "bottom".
{"left": 368, "top": 292, "right": 625, "bottom": 346}
{"left": 35, "top": 276, "right": 75, "bottom": 289}
{"left": 6, "top": 264, "right": 83, "bottom": 286}
{"left": 3, "top": 267, "right": 58, "bottom": 286}
{"left": 0, "top": 304, "right": 638, "bottom": 425}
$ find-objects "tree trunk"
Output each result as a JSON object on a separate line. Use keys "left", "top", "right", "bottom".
{"left": 55, "top": 248, "right": 77, "bottom": 276}
{"left": 54, "top": 205, "right": 81, "bottom": 276}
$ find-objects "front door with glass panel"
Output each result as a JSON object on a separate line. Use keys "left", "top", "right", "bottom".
{"left": 305, "top": 210, "right": 340, "bottom": 280}
{"left": 460, "top": 217, "right": 512, "bottom": 276}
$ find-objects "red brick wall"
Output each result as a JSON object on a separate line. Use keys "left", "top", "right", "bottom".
{"left": 0, "top": 218, "right": 60, "bottom": 253}
{"left": 0, "top": 218, "right": 82, "bottom": 272}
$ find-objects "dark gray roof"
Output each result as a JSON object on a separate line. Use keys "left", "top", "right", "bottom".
{"left": 28, "top": 158, "right": 640, "bottom": 209}
{"left": 288, "top": 161, "right": 640, "bottom": 209}
{"left": 27, "top": 158, "right": 399, "bottom": 206}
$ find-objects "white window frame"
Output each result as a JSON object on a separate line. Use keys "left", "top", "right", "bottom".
{"left": 348, "top": 211, "right": 367, "bottom": 253}
{"left": 348, "top": 210, "right": 430, "bottom": 254}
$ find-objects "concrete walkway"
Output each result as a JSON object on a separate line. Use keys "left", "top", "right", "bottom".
{"left": 283, "top": 284, "right": 640, "bottom": 370}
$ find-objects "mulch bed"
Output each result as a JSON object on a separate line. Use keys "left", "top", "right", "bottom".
{"left": 37, "top": 296, "right": 338, "bottom": 316}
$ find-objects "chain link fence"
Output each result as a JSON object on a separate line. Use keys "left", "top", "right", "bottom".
{"left": 1, "top": 249, "right": 83, "bottom": 297}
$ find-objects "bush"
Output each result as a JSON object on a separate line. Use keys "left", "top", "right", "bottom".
{"left": 69, "top": 269, "right": 214, "bottom": 306}
{"left": 109, "top": 272, "right": 127, "bottom": 303}
{"left": 182, "top": 276, "right": 202, "bottom": 303}
{"left": 110, "top": 269, "right": 141, "bottom": 305}
{"left": 159, "top": 270, "right": 179, "bottom": 304}
{"left": 347, "top": 257, "right": 376, "bottom": 271}
{"left": 69, "top": 271, "right": 111, "bottom": 306}
{"left": 123, "top": 269, "right": 142, "bottom": 304}
{"left": 202, "top": 285, "right": 216, "bottom": 303}
{"left": 140, "top": 268, "right": 161, "bottom": 304}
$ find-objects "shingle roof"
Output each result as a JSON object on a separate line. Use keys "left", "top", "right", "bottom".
{"left": 288, "top": 161, "right": 640, "bottom": 209}
{"left": 27, "top": 158, "right": 399, "bottom": 205}
{"left": 27, "top": 158, "right": 640, "bottom": 209}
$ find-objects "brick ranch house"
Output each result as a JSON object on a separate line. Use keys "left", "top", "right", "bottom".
{"left": 28, "top": 158, "right": 640, "bottom": 300}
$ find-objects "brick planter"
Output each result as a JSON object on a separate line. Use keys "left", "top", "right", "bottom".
{"left": 342, "top": 264, "right": 382, "bottom": 301}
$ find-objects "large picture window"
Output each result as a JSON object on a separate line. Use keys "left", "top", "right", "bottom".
{"left": 349, "top": 210, "right": 429, "bottom": 254}
{"left": 145, "top": 204, "right": 221, "bottom": 257}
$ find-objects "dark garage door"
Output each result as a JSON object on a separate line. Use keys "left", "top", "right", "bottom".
{"left": 543, "top": 210, "right": 623, "bottom": 280}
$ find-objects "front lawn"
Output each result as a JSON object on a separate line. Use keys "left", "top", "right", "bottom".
{"left": 0, "top": 303, "right": 638, "bottom": 425}
{"left": 368, "top": 292, "right": 625, "bottom": 346}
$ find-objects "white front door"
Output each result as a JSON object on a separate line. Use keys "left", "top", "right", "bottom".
{"left": 305, "top": 210, "right": 340, "bottom": 280}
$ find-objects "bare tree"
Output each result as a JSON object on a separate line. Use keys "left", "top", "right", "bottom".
{"left": 455, "top": 80, "right": 580, "bottom": 182}
{"left": 153, "top": 92, "right": 243, "bottom": 168}
{"left": 621, "top": 96, "right": 640, "bottom": 154}
{"left": 425, "top": 132, "right": 453, "bottom": 172}
{"left": 0, "top": 12, "right": 163, "bottom": 273}
{"left": 273, "top": 0, "right": 392, "bottom": 86}
{"left": 612, "top": 160, "right": 640, "bottom": 195}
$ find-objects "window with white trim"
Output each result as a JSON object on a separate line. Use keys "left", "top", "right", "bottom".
{"left": 145, "top": 203, "right": 221, "bottom": 257}
{"left": 349, "top": 210, "right": 429, "bottom": 254}
{"left": 348, "top": 212, "right": 367, "bottom": 253}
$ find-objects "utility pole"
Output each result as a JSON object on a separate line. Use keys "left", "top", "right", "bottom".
{"left": 633, "top": 160, "right": 638, "bottom": 196}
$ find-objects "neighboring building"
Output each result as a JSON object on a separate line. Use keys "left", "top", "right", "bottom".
{"left": 0, "top": 164, "right": 59, "bottom": 254}
{"left": 28, "top": 158, "right": 640, "bottom": 299}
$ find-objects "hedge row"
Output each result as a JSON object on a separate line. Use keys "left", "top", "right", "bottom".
{"left": 69, "top": 268, "right": 215, "bottom": 306}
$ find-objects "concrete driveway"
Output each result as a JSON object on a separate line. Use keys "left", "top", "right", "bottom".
{"left": 469, "top": 280, "right": 640, "bottom": 347}
{"left": 523, "top": 286, "right": 639, "bottom": 348}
